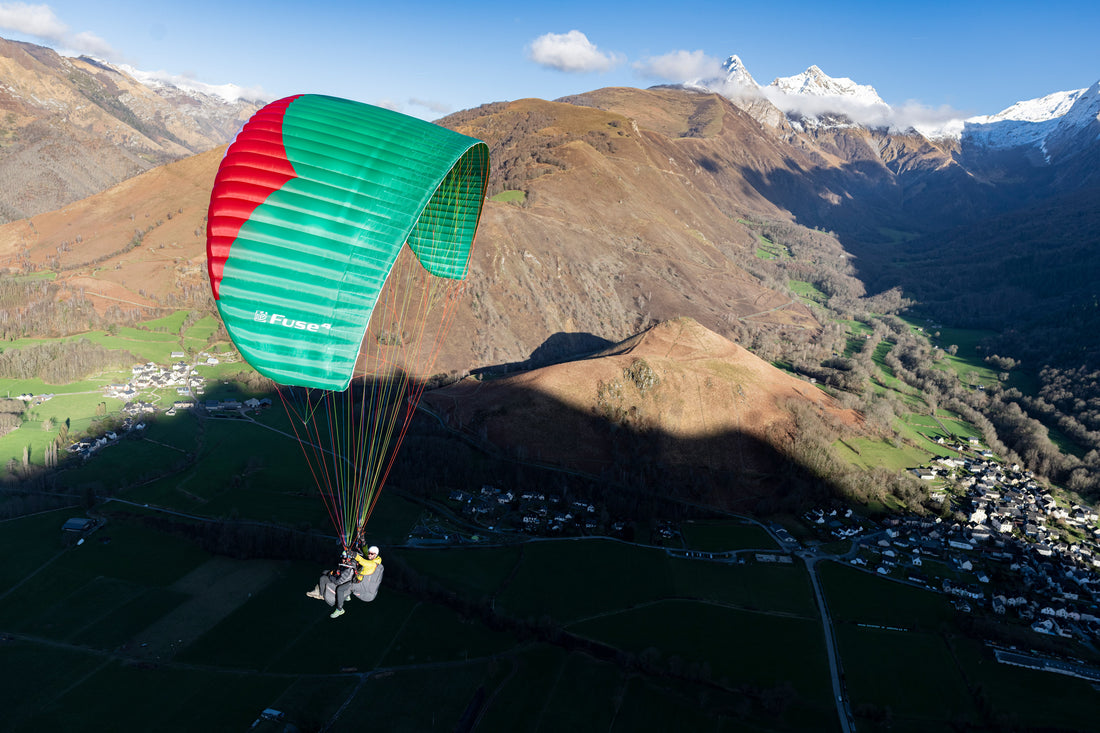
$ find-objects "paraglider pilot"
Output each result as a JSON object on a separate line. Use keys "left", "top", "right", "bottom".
{"left": 306, "top": 545, "right": 383, "bottom": 618}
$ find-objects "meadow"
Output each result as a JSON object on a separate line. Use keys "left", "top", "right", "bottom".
{"left": 0, "top": 310, "right": 234, "bottom": 476}
{"left": 0, "top": 506, "right": 846, "bottom": 731}
{"left": 2, "top": 311, "right": 1098, "bottom": 731}
{"left": 4, "top": 459, "right": 1098, "bottom": 731}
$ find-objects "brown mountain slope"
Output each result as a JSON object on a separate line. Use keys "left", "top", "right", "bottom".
{"left": 421, "top": 317, "right": 861, "bottom": 506}
{"left": 0, "top": 146, "right": 223, "bottom": 312}
{"left": 0, "top": 37, "right": 257, "bottom": 223}
{"left": 2, "top": 87, "right": 825, "bottom": 375}
{"left": 560, "top": 88, "right": 964, "bottom": 235}
{"left": 441, "top": 90, "right": 822, "bottom": 369}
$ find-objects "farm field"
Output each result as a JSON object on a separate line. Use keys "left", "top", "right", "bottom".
{"left": 789, "top": 278, "right": 827, "bottom": 305}
{"left": 0, "top": 507, "right": 837, "bottom": 731}
{"left": 815, "top": 560, "right": 1100, "bottom": 731}
{"left": 679, "top": 518, "right": 779, "bottom": 552}
{"left": 4, "top": 494, "right": 1095, "bottom": 731}
{"left": 831, "top": 318, "right": 992, "bottom": 476}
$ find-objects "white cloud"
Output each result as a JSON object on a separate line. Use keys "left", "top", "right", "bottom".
{"left": 892, "top": 100, "right": 971, "bottom": 138}
{"left": 757, "top": 85, "right": 969, "bottom": 134}
{"left": 68, "top": 29, "right": 115, "bottom": 58}
{"left": 761, "top": 86, "right": 893, "bottom": 125}
{"left": 409, "top": 97, "right": 451, "bottom": 115}
{"left": 892, "top": 100, "right": 971, "bottom": 127}
{"left": 528, "top": 30, "right": 622, "bottom": 73}
{"left": 0, "top": 2, "right": 65, "bottom": 39}
{"left": 634, "top": 50, "right": 723, "bottom": 82}
{"left": 0, "top": 2, "right": 117, "bottom": 59}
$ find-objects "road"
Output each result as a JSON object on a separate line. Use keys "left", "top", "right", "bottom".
{"left": 802, "top": 551, "right": 854, "bottom": 733}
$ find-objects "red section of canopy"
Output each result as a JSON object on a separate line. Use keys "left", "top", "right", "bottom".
{"left": 206, "top": 95, "right": 301, "bottom": 300}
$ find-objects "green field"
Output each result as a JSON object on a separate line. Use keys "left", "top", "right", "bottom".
{"left": 789, "top": 278, "right": 828, "bottom": 305}
{"left": 570, "top": 600, "right": 833, "bottom": 714}
{"left": 755, "top": 234, "right": 790, "bottom": 260}
{"left": 834, "top": 436, "right": 930, "bottom": 473}
{"left": 490, "top": 189, "right": 526, "bottom": 203}
{"left": 0, "top": 510, "right": 838, "bottom": 731}
{"left": 838, "top": 626, "right": 981, "bottom": 730}
{"left": 819, "top": 560, "right": 955, "bottom": 630}
{"left": 679, "top": 518, "right": 778, "bottom": 552}
{"left": 829, "top": 318, "right": 987, "bottom": 476}
{"left": 3, "top": 496, "right": 1098, "bottom": 731}
{"left": 0, "top": 309, "right": 239, "bottom": 474}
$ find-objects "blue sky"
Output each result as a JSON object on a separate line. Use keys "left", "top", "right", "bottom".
{"left": 1, "top": 0, "right": 1097, "bottom": 120}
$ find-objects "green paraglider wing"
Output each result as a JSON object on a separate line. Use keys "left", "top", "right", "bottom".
{"left": 207, "top": 94, "right": 488, "bottom": 390}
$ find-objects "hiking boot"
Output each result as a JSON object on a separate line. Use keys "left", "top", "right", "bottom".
{"left": 330, "top": 608, "right": 345, "bottom": 619}
{"left": 306, "top": 588, "right": 322, "bottom": 599}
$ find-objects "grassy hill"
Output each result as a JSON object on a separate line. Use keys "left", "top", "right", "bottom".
{"left": 422, "top": 316, "right": 862, "bottom": 509}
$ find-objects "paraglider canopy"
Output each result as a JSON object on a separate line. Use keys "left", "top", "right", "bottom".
{"left": 207, "top": 94, "right": 489, "bottom": 391}
{"left": 206, "top": 94, "right": 489, "bottom": 548}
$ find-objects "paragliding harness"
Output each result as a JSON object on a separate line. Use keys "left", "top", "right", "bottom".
{"left": 330, "top": 554, "right": 355, "bottom": 578}
{"left": 320, "top": 547, "right": 384, "bottom": 607}
{"left": 348, "top": 544, "right": 383, "bottom": 600}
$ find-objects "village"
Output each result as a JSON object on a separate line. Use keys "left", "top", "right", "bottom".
{"left": 430, "top": 433, "right": 1100, "bottom": 654}
{"left": 66, "top": 352, "right": 253, "bottom": 459}
{"left": 813, "top": 435, "right": 1100, "bottom": 646}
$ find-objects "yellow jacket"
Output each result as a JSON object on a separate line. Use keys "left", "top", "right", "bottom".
{"left": 353, "top": 553, "right": 381, "bottom": 581}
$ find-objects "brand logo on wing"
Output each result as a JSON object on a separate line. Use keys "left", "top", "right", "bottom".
{"left": 254, "top": 311, "right": 332, "bottom": 332}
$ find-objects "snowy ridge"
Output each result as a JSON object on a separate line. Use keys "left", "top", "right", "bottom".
{"left": 769, "top": 65, "right": 885, "bottom": 108}
{"left": 685, "top": 53, "right": 1100, "bottom": 158}
{"left": 968, "top": 82, "right": 1095, "bottom": 159}
{"left": 119, "top": 63, "right": 266, "bottom": 105}
{"left": 72, "top": 55, "right": 265, "bottom": 105}
{"left": 963, "top": 88, "right": 1089, "bottom": 151}
{"left": 691, "top": 60, "right": 895, "bottom": 131}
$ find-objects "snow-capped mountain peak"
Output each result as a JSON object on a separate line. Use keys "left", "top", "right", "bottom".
{"left": 962, "top": 82, "right": 1099, "bottom": 156}
{"left": 768, "top": 65, "right": 886, "bottom": 108}
{"left": 680, "top": 51, "right": 1100, "bottom": 155}
{"left": 686, "top": 57, "right": 893, "bottom": 130}
{"left": 719, "top": 55, "right": 761, "bottom": 92}
{"left": 118, "top": 63, "right": 265, "bottom": 105}
{"left": 972, "top": 88, "right": 1085, "bottom": 125}
{"left": 685, "top": 54, "right": 761, "bottom": 98}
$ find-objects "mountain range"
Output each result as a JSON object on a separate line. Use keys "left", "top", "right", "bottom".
{"left": 689, "top": 53, "right": 1100, "bottom": 150}
{"left": 3, "top": 35, "right": 1098, "bottom": 360}
{"left": 0, "top": 37, "right": 261, "bottom": 223}
{"left": 1, "top": 36, "right": 1099, "bottom": 473}
{"left": 685, "top": 55, "right": 1100, "bottom": 235}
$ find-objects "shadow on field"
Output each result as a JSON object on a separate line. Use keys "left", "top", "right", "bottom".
{"left": 406, "top": 373, "right": 842, "bottom": 517}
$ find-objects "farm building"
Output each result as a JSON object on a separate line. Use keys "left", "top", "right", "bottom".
{"left": 62, "top": 517, "right": 94, "bottom": 532}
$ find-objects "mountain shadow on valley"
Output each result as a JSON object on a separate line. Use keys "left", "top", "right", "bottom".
{"left": 400, "top": 376, "right": 845, "bottom": 519}
{"left": 471, "top": 331, "right": 616, "bottom": 377}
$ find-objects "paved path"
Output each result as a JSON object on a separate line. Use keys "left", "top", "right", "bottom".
{"left": 803, "top": 553, "right": 853, "bottom": 733}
